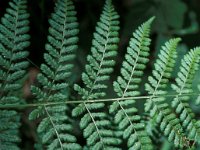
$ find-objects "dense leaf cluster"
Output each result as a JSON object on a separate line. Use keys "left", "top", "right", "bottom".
{"left": 0, "top": 0, "right": 200, "bottom": 150}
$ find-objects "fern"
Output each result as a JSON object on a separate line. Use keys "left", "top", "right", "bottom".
{"left": 0, "top": 0, "right": 30, "bottom": 149}
{"left": 109, "top": 17, "right": 154, "bottom": 150}
{"left": 171, "top": 48, "right": 200, "bottom": 143}
{"left": 0, "top": 0, "right": 30, "bottom": 104}
{"left": 29, "top": 0, "right": 81, "bottom": 149}
{"left": 196, "top": 85, "right": 200, "bottom": 105}
{"left": 1, "top": 0, "right": 200, "bottom": 149}
{"left": 144, "top": 38, "right": 186, "bottom": 147}
{"left": 72, "top": 0, "right": 121, "bottom": 149}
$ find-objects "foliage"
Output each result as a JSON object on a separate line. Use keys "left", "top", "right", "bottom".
{"left": 73, "top": 0, "right": 121, "bottom": 149}
{"left": 0, "top": 0, "right": 30, "bottom": 149}
{"left": 29, "top": 0, "right": 81, "bottom": 149}
{"left": 0, "top": 0, "right": 200, "bottom": 150}
{"left": 110, "top": 17, "right": 154, "bottom": 150}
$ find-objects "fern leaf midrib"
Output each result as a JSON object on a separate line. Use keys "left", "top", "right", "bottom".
{"left": 87, "top": 13, "right": 112, "bottom": 100}
{"left": 41, "top": 3, "right": 69, "bottom": 149}
{"left": 117, "top": 30, "right": 147, "bottom": 149}
{"left": 84, "top": 102, "right": 106, "bottom": 149}
{"left": 121, "top": 31, "right": 145, "bottom": 98}
{"left": 45, "top": 4, "right": 68, "bottom": 94}
{"left": 117, "top": 100, "right": 145, "bottom": 145}
{"left": 175, "top": 93, "right": 199, "bottom": 141}
{"left": 83, "top": 8, "right": 112, "bottom": 149}
{"left": 44, "top": 106, "right": 64, "bottom": 150}
{"left": 147, "top": 44, "right": 186, "bottom": 145}
{"left": 178, "top": 55, "right": 197, "bottom": 96}
{"left": 151, "top": 101, "right": 187, "bottom": 146}
{"left": 86, "top": 4, "right": 115, "bottom": 100}
{"left": 147, "top": 49, "right": 170, "bottom": 110}
{"left": 148, "top": 42, "right": 176, "bottom": 100}
{"left": 174, "top": 52, "right": 200, "bottom": 140}
{"left": 151, "top": 88, "right": 184, "bottom": 144}
{"left": 0, "top": 1, "right": 29, "bottom": 149}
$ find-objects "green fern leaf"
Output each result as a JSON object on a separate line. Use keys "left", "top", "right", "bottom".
{"left": 0, "top": 0, "right": 30, "bottom": 103}
{"left": 0, "top": 110, "right": 21, "bottom": 150}
{"left": 0, "top": 0, "right": 30, "bottom": 149}
{"left": 171, "top": 48, "right": 200, "bottom": 143}
{"left": 196, "top": 85, "right": 200, "bottom": 105}
{"left": 110, "top": 17, "right": 154, "bottom": 150}
{"left": 73, "top": 0, "right": 121, "bottom": 149}
{"left": 145, "top": 38, "right": 186, "bottom": 147}
{"left": 29, "top": 0, "right": 81, "bottom": 149}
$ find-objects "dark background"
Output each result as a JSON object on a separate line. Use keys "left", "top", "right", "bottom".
{"left": 1, "top": 0, "right": 200, "bottom": 149}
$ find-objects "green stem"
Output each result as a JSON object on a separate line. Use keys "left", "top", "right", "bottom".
{"left": 0, "top": 93, "right": 198, "bottom": 109}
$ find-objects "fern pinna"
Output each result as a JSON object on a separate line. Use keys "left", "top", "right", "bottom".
{"left": 29, "top": 0, "right": 81, "bottom": 149}
{"left": 196, "top": 85, "right": 200, "bottom": 105}
{"left": 0, "top": 0, "right": 30, "bottom": 149}
{"left": 109, "top": 18, "right": 154, "bottom": 150}
{"left": 144, "top": 38, "right": 187, "bottom": 147}
{"left": 171, "top": 48, "right": 200, "bottom": 144}
{"left": 72, "top": 0, "right": 121, "bottom": 149}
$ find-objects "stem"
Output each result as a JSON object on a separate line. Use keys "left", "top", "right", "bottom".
{"left": 44, "top": 106, "right": 63, "bottom": 150}
{"left": 0, "top": 93, "right": 198, "bottom": 109}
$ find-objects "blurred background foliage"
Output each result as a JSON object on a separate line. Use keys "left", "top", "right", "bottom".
{"left": 0, "top": 0, "right": 200, "bottom": 149}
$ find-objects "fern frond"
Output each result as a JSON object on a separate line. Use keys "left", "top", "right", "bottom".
{"left": 171, "top": 48, "right": 200, "bottom": 143}
{"left": 73, "top": 0, "right": 121, "bottom": 149}
{"left": 74, "top": 0, "right": 120, "bottom": 100}
{"left": 0, "top": 0, "right": 30, "bottom": 149}
{"left": 0, "top": 110, "right": 21, "bottom": 150}
{"left": 110, "top": 17, "right": 154, "bottom": 150}
{"left": 0, "top": 0, "right": 30, "bottom": 103}
{"left": 145, "top": 38, "right": 186, "bottom": 147}
{"left": 29, "top": 0, "right": 81, "bottom": 149}
{"left": 196, "top": 85, "right": 200, "bottom": 105}
{"left": 143, "top": 113, "right": 163, "bottom": 146}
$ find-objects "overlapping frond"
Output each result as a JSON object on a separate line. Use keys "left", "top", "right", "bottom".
{"left": 0, "top": 0, "right": 30, "bottom": 149}
{"left": 171, "top": 48, "right": 200, "bottom": 143}
{"left": 145, "top": 38, "right": 186, "bottom": 147}
{"left": 143, "top": 114, "right": 162, "bottom": 145}
{"left": 29, "top": 0, "right": 81, "bottom": 149}
{"left": 109, "top": 18, "right": 154, "bottom": 150}
{"left": 73, "top": 0, "right": 121, "bottom": 149}
{"left": 196, "top": 85, "right": 200, "bottom": 105}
